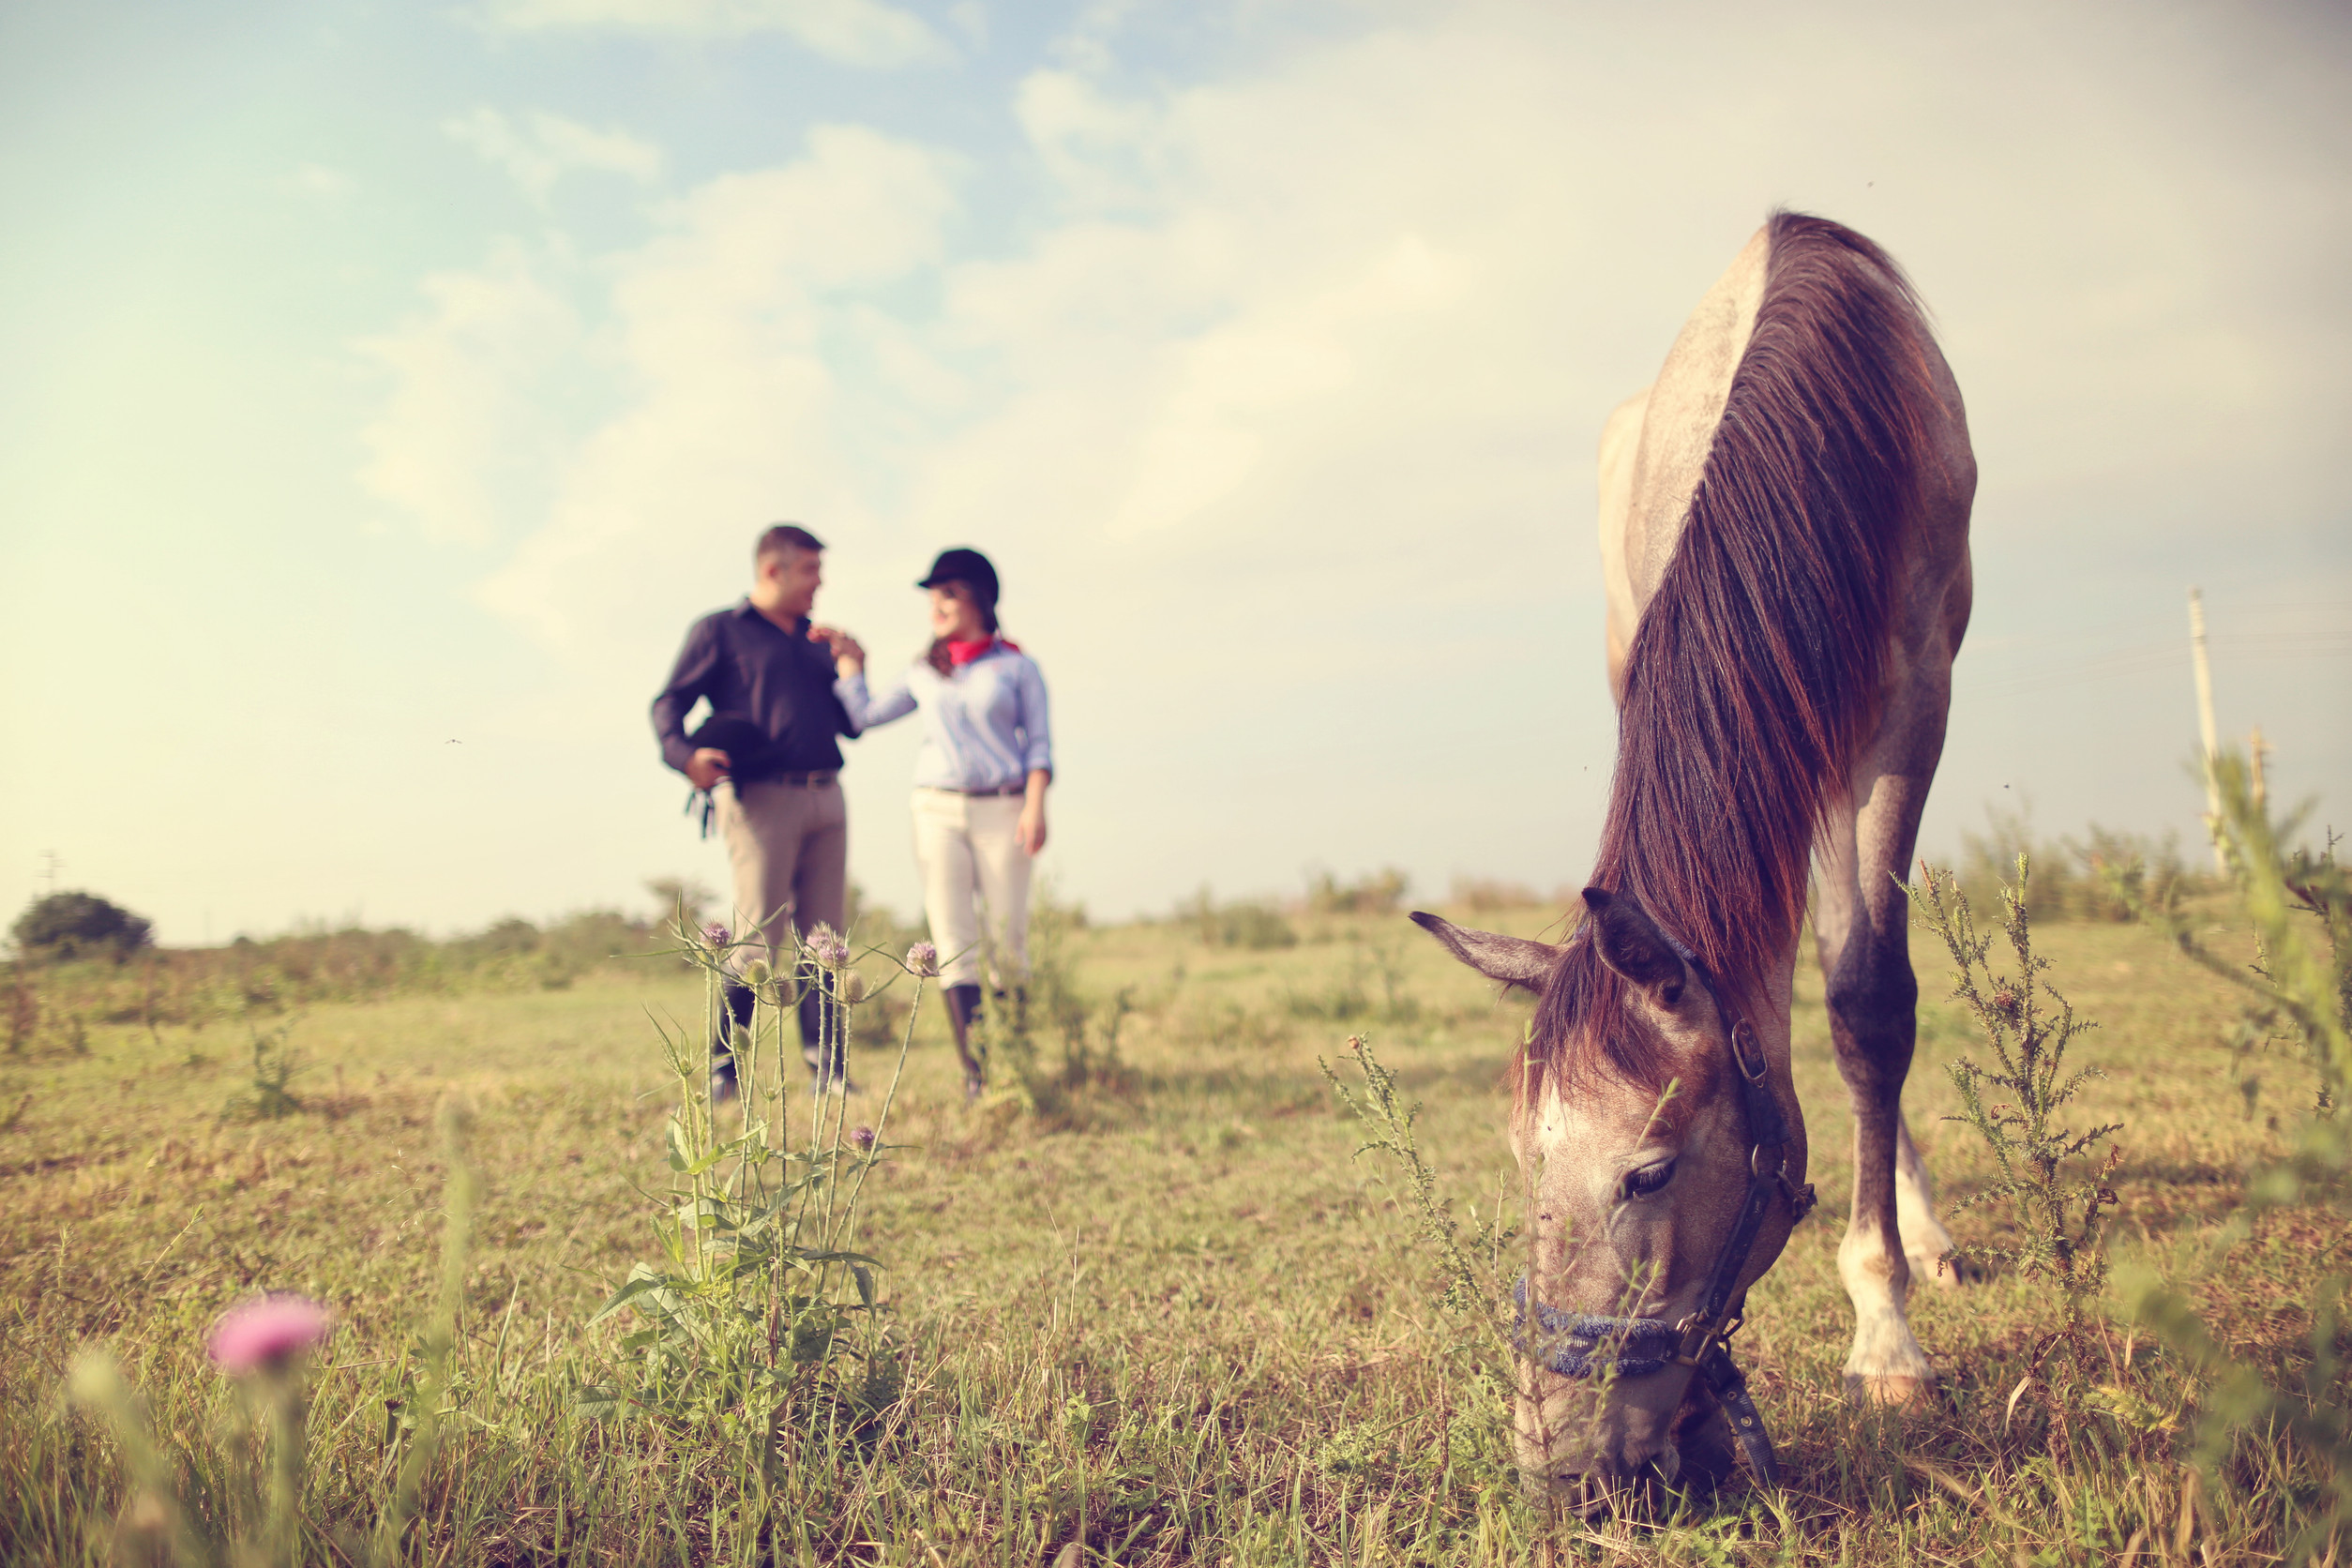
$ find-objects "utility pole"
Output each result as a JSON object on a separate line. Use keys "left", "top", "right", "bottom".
{"left": 2189, "top": 589, "right": 2224, "bottom": 874}
{"left": 2250, "top": 725, "right": 2270, "bottom": 810}
{"left": 38, "top": 851, "right": 61, "bottom": 894}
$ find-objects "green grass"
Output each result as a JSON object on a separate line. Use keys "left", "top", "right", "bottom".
{"left": 2, "top": 905, "right": 2344, "bottom": 1563}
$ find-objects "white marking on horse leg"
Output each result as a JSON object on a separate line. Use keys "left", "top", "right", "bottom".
{"left": 1894, "top": 1115, "right": 1960, "bottom": 1288}
{"left": 1838, "top": 1216, "right": 1936, "bottom": 1401}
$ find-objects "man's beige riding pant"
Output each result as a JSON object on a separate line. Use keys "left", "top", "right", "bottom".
{"left": 716, "top": 778, "right": 848, "bottom": 966}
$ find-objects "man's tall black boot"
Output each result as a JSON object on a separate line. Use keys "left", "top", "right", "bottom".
{"left": 942, "top": 983, "right": 986, "bottom": 1101}
{"left": 713, "top": 979, "right": 755, "bottom": 1103}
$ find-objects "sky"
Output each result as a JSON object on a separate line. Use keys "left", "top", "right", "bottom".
{"left": 3, "top": 0, "right": 2348, "bottom": 945}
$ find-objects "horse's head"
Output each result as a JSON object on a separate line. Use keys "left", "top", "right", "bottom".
{"left": 1413, "top": 885, "right": 1810, "bottom": 1511}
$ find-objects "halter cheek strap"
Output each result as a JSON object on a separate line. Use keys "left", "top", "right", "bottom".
{"left": 1512, "top": 942, "right": 1817, "bottom": 1487}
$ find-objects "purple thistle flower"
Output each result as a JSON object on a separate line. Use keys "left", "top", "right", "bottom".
{"left": 905, "top": 942, "right": 938, "bottom": 977}
{"left": 850, "top": 1125, "right": 876, "bottom": 1151}
{"left": 702, "top": 922, "right": 731, "bottom": 946}
{"left": 807, "top": 925, "right": 851, "bottom": 968}
{"left": 208, "top": 1295, "right": 331, "bottom": 1375}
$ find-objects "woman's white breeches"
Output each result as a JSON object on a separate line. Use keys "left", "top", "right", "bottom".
{"left": 911, "top": 790, "right": 1032, "bottom": 988}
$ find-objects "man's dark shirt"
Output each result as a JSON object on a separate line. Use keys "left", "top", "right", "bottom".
{"left": 652, "top": 600, "right": 854, "bottom": 777}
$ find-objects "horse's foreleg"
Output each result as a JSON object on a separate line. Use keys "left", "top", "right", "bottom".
{"left": 1814, "top": 751, "right": 1946, "bottom": 1407}
{"left": 1895, "top": 1113, "right": 1958, "bottom": 1284}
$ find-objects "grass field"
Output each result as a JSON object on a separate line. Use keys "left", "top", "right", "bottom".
{"left": 1, "top": 893, "right": 2344, "bottom": 1564}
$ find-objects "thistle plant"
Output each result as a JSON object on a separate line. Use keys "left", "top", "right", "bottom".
{"left": 2113, "top": 753, "right": 2351, "bottom": 1564}
{"left": 1323, "top": 1035, "right": 1675, "bottom": 1504}
{"left": 60, "top": 1104, "right": 475, "bottom": 1568}
{"left": 220, "top": 1018, "right": 307, "bottom": 1122}
{"left": 580, "top": 916, "right": 927, "bottom": 1451}
{"left": 208, "top": 1296, "right": 334, "bottom": 1568}
{"left": 1319, "top": 1034, "right": 1497, "bottom": 1318}
{"left": 1907, "top": 855, "right": 2122, "bottom": 1374}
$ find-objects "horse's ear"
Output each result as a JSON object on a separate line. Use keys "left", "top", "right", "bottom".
{"left": 1408, "top": 912, "right": 1563, "bottom": 993}
{"left": 1580, "top": 886, "right": 1685, "bottom": 1004}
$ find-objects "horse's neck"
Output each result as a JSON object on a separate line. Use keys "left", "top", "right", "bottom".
{"left": 1616, "top": 226, "right": 1772, "bottom": 616}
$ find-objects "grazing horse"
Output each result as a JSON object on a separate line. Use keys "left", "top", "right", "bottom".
{"left": 1413, "top": 212, "right": 1973, "bottom": 1504}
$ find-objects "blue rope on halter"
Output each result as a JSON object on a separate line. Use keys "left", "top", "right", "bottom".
{"left": 1509, "top": 1278, "right": 1678, "bottom": 1378}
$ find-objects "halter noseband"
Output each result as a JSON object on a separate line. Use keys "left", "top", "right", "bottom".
{"left": 1512, "top": 933, "right": 1817, "bottom": 1487}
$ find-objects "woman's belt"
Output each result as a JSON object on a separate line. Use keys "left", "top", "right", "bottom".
{"left": 920, "top": 783, "right": 1026, "bottom": 797}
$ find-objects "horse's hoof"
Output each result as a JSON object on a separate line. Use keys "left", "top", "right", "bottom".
{"left": 1843, "top": 1373, "right": 1937, "bottom": 1410}
{"left": 963, "top": 1073, "right": 985, "bottom": 1103}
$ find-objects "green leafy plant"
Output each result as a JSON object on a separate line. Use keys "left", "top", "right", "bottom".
{"left": 1285, "top": 932, "right": 1421, "bottom": 1025}
{"left": 1907, "top": 855, "right": 2123, "bottom": 1375}
{"left": 985, "top": 892, "right": 1136, "bottom": 1123}
{"left": 578, "top": 917, "right": 925, "bottom": 1455}
{"left": 220, "top": 1018, "right": 308, "bottom": 1121}
{"left": 376, "top": 1101, "right": 477, "bottom": 1565}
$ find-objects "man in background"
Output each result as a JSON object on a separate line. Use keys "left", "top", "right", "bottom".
{"left": 651, "top": 523, "right": 856, "bottom": 1096}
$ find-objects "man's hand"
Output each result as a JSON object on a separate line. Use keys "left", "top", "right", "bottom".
{"left": 686, "top": 748, "right": 731, "bottom": 792}
{"left": 808, "top": 623, "right": 866, "bottom": 675}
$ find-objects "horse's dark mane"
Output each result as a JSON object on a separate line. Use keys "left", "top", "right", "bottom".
{"left": 1530, "top": 212, "right": 1941, "bottom": 1097}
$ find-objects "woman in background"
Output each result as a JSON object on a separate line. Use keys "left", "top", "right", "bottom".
{"left": 828, "top": 548, "right": 1051, "bottom": 1099}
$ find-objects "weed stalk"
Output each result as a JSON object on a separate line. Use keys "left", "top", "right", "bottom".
{"left": 1907, "top": 854, "right": 2122, "bottom": 1378}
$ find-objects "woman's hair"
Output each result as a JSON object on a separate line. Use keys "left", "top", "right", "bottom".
{"left": 924, "top": 579, "right": 1000, "bottom": 674}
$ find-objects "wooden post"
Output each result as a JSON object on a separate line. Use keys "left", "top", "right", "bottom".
{"left": 2189, "top": 589, "right": 2224, "bottom": 873}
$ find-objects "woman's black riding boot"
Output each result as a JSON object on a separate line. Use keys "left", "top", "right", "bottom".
{"left": 943, "top": 983, "right": 986, "bottom": 1100}
{"left": 712, "top": 980, "right": 755, "bottom": 1102}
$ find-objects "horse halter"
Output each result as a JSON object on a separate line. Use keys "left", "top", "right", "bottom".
{"left": 1512, "top": 939, "right": 1817, "bottom": 1487}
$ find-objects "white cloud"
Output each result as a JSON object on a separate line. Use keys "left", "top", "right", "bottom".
{"left": 277, "top": 162, "right": 354, "bottom": 203}
{"left": 354, "top": 239, "right": 583, "bottom": 547}
{"left": 471, "top": 124, "right": 959, "bottom": 643}
{"left": 445, "top": 108, "right": 663, "bottom": 204}
{"left": 475, "top": 0, "right": 950, "bottom": 67}
{"left": 358, "top": 1, "right": 2352, "bottom": 915}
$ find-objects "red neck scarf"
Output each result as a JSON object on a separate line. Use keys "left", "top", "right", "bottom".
{"left": 946, "top": 635, "right": 1018, "bottom": 667}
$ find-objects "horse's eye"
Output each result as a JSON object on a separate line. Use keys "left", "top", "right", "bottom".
{"left": 1624, "top": 1160, "right": 1677, "bottom": 1199}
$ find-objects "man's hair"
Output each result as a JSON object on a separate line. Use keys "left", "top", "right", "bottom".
{"left": 754, "top": 523, "right": 825, "bottom": 565}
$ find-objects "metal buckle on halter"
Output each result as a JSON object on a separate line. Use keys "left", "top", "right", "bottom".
{"left": 1668, "top": 1309, "right": 1742, "bottom": 1370}
{"left": 1729, "top": 1017, "right": 1771, "bottom": 1082}
{"left": 1784, "top": 1177, "right": 1819, "bottom": 1220}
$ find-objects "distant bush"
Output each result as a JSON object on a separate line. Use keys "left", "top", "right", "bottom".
{"left": 1305, "top": 867, "right": 1409, "bottom": 916}
{"left": 4, "top": 907, "right": 674, "bottom": 1053}
{"left": 1956, "top": 805, "right": 2219, "bottom": 922}
{"left": 1447, "top": 876, "right": 1542, "bottom": 913}
{"left": 10, "top": 890, "right": 153, "bottom": 962}
{"left": 643, "top": 876, "right": 715, "bottom": 927}
{"left": 1176, "top": 888, "right": 1298, "bottom": 950}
